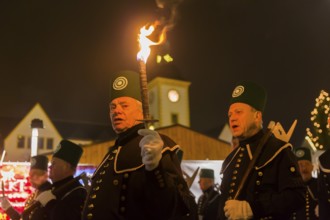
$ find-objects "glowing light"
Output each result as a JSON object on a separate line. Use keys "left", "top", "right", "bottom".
{"left": 137, "top": 23, "right": 166, "bottom": 63}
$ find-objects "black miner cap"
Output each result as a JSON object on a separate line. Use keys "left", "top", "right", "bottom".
{"left": 229, "top": 81, "right": 267, "bottom": 112}
{"left": 199, "top": 168, "right": 215, "bottom": 179}
{"left": 109, "top": 70, "right": 142, "bottom": 103}
{"left": 30, "top": 155, "right": 48, "bottom": 171}
{"left": 53, "top": 140, "right": 83, "bottom": 167}
{"left": 295, "top": 147, "right": 312, "bottom": 162}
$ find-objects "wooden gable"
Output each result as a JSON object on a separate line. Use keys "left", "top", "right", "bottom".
{"left": 5, "top": 103, "right": 62, "bottom": 162}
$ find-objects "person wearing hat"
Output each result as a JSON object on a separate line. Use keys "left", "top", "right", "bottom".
{"left": 218, "top": 81, "right": 306, "bottom": 219}
{"left": 82, "top": 70, "right": 197, "bottom": 220}
{"left": 197, "top": 168, "right": 220, "bottom": 220}
{"left": 316, "top": 114, "right": 330, "bottom": 219}
{"left": 289, "top": 147, "right": 318, "bottom": 220}
{"left": 34, "top": 140, "right": 86, "bottom": 220}
{"left": 0, "top": 155, "right": 52, "bottom": 220}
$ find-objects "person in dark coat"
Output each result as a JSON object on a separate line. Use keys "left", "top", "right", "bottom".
{"left": 197, "top": 168, "right": 220, "bottom": 220}
{"left": 0, "top": 155, "right": 52, "bottom": 220}
{"left": 34, "top": 140, "right": 87, "bottom": 220}
{"left": 218, "top": 81, "right": 306, "bottom": 220}
{"left": 317, "top": 147, "right": 330, "bottom": 219}
{"left": 291, "top": 147, "right": 318, "bottom": 220}
{"left": 82, "top": 70, "right": 197, "bottom": 220}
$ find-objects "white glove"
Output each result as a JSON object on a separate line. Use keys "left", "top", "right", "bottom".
{"left": 224, "top": 200, "right": 253, "bottom": 220}
{"left": 35, "top": 190, "right": 56, "bottom": 207}
{"left": 138, "top": 129, "right": 163, "bottom": 171}
{"left": 315, "top": 204, "right": 319, "bottom": 217}
{"left": 0, "top": 197, "right": 12, "bottom": 211}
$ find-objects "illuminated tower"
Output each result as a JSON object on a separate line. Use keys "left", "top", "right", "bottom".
{"left": 148, "top": 77, "right": 191, "bottom": 128}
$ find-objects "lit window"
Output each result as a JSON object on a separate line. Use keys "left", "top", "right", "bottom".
{"left": 171, "top": 113, "right": 178, "bottom": 124}
{"left": 46, "top": 138, "right": 54, "bottom": 150}
{"left": 17, "top": 135, "right": 25, "bottom": 148}
{"left": 38, "top": 137, "right": 44, "bottom": 149}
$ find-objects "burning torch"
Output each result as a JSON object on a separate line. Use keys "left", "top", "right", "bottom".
{"left": 137, "top": 24, "right": 165, "bottom": 128}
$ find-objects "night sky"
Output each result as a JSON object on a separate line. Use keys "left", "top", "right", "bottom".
{"left": 1, "top": 0, "right": 330, "bottom": 147}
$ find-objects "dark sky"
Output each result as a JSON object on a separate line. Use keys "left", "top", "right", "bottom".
{"left": 1, "top": 0, "right": 330, "bottom": 146}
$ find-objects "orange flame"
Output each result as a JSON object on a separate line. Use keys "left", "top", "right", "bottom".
{"left": 137, "top": 23, "right": 166, "bottom": 63}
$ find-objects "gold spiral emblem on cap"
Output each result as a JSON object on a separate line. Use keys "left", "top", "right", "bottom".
{"left": 296, "top": 150, "right": 305, "bottom": 158}
{"left": 232, "top": 85, "right": 244, "bottom": 97}
{"left": 113, "top": 76, "right": 128, "bottom": 90}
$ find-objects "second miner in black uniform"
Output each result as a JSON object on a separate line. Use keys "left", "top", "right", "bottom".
{"left": 218, "top": 81, "right": 306, "bottom": 220}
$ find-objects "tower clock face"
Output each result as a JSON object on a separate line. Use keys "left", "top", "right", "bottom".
{"left": 168, "top": 89, "right": 180, "bottom": 102}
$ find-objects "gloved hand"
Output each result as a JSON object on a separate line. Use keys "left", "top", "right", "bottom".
{"left": 35, "top": 190, "right": 56, "bottom": 207}
{"left": 138, "top": 129, "right": 163, "bottom": 171}
{"left": 315, "top": 204, "right": 319, "bottom": 217}
{"left": 224, "top": 200, "right": 253, "bottom": 220}
{"left": 0, "top": 197, "right": 12, "bottom": 211}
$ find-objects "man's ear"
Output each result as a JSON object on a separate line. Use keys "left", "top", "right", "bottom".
{"left": 254, "top": 111, "right": 261, "bottom": 119}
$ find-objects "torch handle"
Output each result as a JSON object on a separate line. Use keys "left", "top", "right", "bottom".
{"left": 138, "top": 60, "right": 151, "bottom": 125}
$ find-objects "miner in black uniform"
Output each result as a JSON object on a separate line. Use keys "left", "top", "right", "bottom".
{"left": 82, "top": 70, "right": 197, "bottom": 220}
{"left": 317, "top": 147, "right": 330, "bottom": 219}
{"left": 34, "top": 140, "right": 87, "bottom": 220}
{"left": 291, "top": 147, "right": 318, "bottom": 220}
{"left": 197, "top": 168, "right": 220, "bottom": 220}
{"left": 0, "top": 155, "right": 52, "bottom": 220}
{"left": 218, "top": 81, "right": 306, "bottom": 220}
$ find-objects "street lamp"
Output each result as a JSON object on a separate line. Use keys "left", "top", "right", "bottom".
{"left": 30, "top": 119, "right": 43, "bottom": 157}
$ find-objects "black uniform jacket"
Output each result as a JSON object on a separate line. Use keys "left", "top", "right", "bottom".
{"left": 290, "top": 177, "right": 318, "bottom": 220}
{"left": 318, "top": 149, "right": 330, "bottom": 220}
{"left": 44, "top": 176, "right": 87, "bottom": 220}
{"left": 197, "top": 187, "right": 220, "bottom": 220}
{"left": 218, "top": 130, "right": 306, "bottom": 220}
{"left": 6, "top": 181, "right": 52, "bottom": 220}
{"left": 82, "top": 123, "right": 197, "bottom": 220}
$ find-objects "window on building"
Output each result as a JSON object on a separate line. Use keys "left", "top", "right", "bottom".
{"left": 46, "top": 138, "right": 54, "bottom": 150}
{"left": 17, "top": 135, "right": 25, "bottom": 148}
{"left": 171, "top": 113, "right": 178, "bottom": 124}
{"left": 38, "top": 137, "right": 44, "bottom": 149}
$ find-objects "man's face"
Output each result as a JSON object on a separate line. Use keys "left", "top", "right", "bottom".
{"left": 228, "top": 103, "right": 262, "bottom": 141}
{"left": 297, "top": 160, "right": 313, "bottom": 182}
{"left": 109, "top": 97, "right": 143, "bottom": 134}
{"left": 49, "top": 157, "right": 72, "bottom": 183}
{"left": 29, "top": 169, "right": 48, "bottom": 188}
{"left": 198, "top": 178, "right": 214, "bottom": 191}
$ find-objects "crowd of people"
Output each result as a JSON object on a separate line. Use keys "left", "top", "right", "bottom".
{"left": 0, "top": 70, "right": 330, "bottom": 220}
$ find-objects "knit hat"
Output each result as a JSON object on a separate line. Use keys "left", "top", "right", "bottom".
{"left": 53, "top": 140, "right": 83, "bottom": 167}
{"left": 230, "top": 81, "right": 267, "bottom": 112}
{"left": 110, "top": 70, "right": 141, "bottom": 102}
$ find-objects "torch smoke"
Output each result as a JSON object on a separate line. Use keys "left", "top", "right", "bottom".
{"left": 155, "top": 0, "right": 184, "bottom": 32}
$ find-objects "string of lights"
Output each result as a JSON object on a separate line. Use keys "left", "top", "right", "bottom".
{"left": 306, "top": 90, "right": 330, "bottom": 150}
